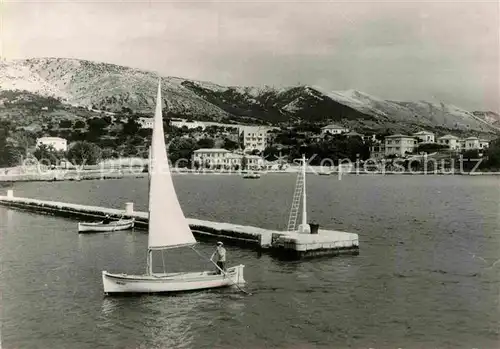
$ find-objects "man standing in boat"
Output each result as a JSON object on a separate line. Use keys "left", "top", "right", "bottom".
{"left": 211, "top": 241, "right": 226, "bottom": 274}
{"left": 102, "top": 214, "right": 111, "bottom": 224}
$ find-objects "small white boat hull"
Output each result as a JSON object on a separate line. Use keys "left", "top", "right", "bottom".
{"left": 78, "top": 218, "right": 135, "bottom": 233}
{"left": 242, "top": 174, "right": 260, "bottom": 179}
{"left": 102, "top": 264, "right": 245, "bottom": 294}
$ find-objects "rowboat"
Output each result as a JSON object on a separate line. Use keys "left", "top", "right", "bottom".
{"left": 78, "top": 218, "right": 135, "bottom": 233}
{"left": 102, "top": 78, "right": 246, "bottom": 295}
{"left": 242, "top": 172, "right": 261, "bottom": 179}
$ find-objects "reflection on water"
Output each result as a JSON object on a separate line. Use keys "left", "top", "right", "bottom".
{"left": 2, "top": 207, "right": 15, "bottom": 231}
{"left": 100, "top": 297, "right": 119, "bottom": 316}
{"left": 99, "top": 295, "right": 196, "bottom": 348}
{"left": 124, "top": 229, "right": 139, "bottom": 256}
{"left": 100, "top": 291, "right": 246, "bottom": 349}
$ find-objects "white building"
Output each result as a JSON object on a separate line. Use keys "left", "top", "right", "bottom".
{"left": 437, "top": 135, "right": 461, "bottom": 150}
{"left": 191, "top": 149, "right": 265, "bottom": 169}
{"left": 36, "top": 137, "right": 67, "bottom": 152}
{"left": 170, "top": 119, "right": 206, "bottom": 130}
{"left": 225, "top": 153, "right": 263, "bottom": 169}
{"left": 464, "top": 137, "right": 478, "bottom": 150}
{"left": 241, "top": 126, "right": 268, "bottom": 152}
{"left": 413, "top": 131, "right": 435, "bottom": 143}
{"left": 226, "top": 153, "right": 244, "bottom": 167}
{"left": 245, "top": 155, "right": 265, "bottom": 169}
{"left": 436, "top": 135, "right": 489, "bottom": 151}
{"left": 369, "top": 143, "right": 386, "bottom": 159}
{"left": 321, "top": 124, "right": 349, "bottom": 135}
{"left": 138, "top": 117, "right": 154, "bottom": 129}
{"left": 384, "top": 134, "right": 417, "bottom": 157}
{"left": 363, "top": 134, "right": 378, "bottom": 143}
{"left": 192, "top": 149, "right": 230, "bottom": 167}
{"left": 138, "top": 117, "right": 207, "bottom": 130}
{"left": 479, "top": 139, "right": 490, "bottom": 149}
{"left": 464, "top": 137, "right": 489, "bottom": 150}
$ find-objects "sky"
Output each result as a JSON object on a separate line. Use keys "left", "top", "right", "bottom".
{"left": 1, "top": 0, "right": 499, "bottom": 112}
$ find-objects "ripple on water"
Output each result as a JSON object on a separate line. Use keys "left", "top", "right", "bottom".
{"left": 2, "top": 175, "right": 499, "bottom": 349}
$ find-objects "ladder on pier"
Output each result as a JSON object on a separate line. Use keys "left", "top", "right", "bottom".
{"left": 287, "top": 155, "right": 306, "bottom": 232}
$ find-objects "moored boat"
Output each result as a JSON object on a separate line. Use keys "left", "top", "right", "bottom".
{"left": 78, "top": 218, "right": 135, "bottom": 233}
{"left": 242, "top": 172, "right": 261, "bottom": 179}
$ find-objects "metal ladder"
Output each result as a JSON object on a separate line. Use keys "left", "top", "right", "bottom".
{"left": 287, "top": 170, "right": 304, "bottom": 231}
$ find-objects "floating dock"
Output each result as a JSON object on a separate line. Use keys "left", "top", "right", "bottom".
{"left": 0, "top": 190, "right": 359, "bottom": 260}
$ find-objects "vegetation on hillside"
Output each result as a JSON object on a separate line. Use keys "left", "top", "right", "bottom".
{"left": 3, "top": 58, "right": 499, "bottom": 135}
{"left": 1, "top": 94, "right": 499, "bottom": 172}
{"left": 481, "top": 138, "right": 500, "bottom": 170}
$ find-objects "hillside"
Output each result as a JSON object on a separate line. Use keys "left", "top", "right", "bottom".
{"left": 473, "top": 111, "right": 500, "bottom": 127}
{"left": 0, "top": 57, "right": 498, "bottom": 135}
{"left": 0, "top": 90, "right": 102, "bottom": 130}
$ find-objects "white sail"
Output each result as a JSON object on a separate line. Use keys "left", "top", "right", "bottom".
{"left": 148, "top": 79, "right": 197, "bottom": 250}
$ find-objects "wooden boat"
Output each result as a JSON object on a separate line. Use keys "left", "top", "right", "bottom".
{"left": 102, "top": 79, "right": 246, "bottom": 295}
{"left": 78, "top": 218, "right": 135, "bottom": 233}
{"left": 242, "top": 172, "right": 260, "bottom": 179}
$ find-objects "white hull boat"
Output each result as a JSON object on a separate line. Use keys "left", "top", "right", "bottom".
{"left": 78, "top": 218, "right": 135, "bottom": 233}
{"left": 102, "top": 265, "right": 245, "bottom": 294}
{"left": 102, "top": 79, "right": 247, "bottom": 295}
{"left": 242, "top": 173, "right": 260, "bottom": 179}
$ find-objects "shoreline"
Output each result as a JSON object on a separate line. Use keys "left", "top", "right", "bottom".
{"left": 0, "top": 168, "right": 499, "bottom": 183}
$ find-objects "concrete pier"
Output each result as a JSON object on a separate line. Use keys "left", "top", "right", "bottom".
{"left": 0, "top": 191, "right": 359, "bottom": 260}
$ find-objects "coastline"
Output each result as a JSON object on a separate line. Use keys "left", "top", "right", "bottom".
{"left": 0, "top": 167, "right": 499, "bottom": 183}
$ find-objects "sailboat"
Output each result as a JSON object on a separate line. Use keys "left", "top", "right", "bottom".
{"left": 102, "top": 79, "right": 245, "bottom": 294}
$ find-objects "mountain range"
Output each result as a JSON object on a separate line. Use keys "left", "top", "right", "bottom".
{"left": 0, "top": 57, "right": 499, "bottom": 136}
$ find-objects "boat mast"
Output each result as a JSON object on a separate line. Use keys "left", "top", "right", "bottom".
{"left": 301, "top": 154, "right": 307, "bottom": 232}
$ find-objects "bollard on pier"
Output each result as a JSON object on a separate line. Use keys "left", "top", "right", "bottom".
{"left": 125, "top": 202, "right": 134, "bottom": 215}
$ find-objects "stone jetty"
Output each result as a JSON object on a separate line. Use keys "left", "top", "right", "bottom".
{"left": 0, "top": 190, "right": 359, "bottom": 260}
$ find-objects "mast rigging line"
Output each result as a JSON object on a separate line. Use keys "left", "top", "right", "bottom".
{"left": 189, "top": 246, "right": 252, "bottom": 296}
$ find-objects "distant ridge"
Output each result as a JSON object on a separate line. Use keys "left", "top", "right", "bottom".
{"left": 0, "top": 57, "right": 498, "bottom": 135}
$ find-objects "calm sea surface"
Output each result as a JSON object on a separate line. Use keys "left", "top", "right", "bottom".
{"left": 1, "top": 174, "right": 499, "bottom": 349}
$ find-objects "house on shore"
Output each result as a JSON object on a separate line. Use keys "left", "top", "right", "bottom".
{"left": 36, "top": 137, "right": 68, "bottom": 152}
{"left": 191, "top": 149, "right": 265, "bottom": 169}
{"left": 321, "top": 124, "right": 349, "bottom": 135}
{"left": 437, "top": 134, "right": 461, "bottom": 150}
{"left": 384, "top": 134, "right": 418, "bottom": 157}
{"left": 413, "top": 130, "right": 435, "bottom": 143}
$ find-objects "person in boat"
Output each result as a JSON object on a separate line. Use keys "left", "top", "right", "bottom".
{"left": 102, "top": 214, "right": 112, "bottom": 224}
{"left": 211, "top": 241, "right": 227, "bottom": 274}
